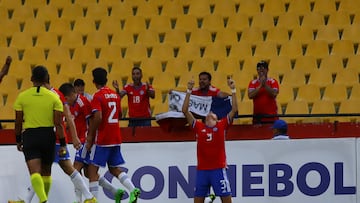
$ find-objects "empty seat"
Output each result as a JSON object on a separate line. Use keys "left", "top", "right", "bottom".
{"left": 239, "top": 27, "right": 264, "bottom": 43}
{"left": 268, "top": 56, "right": 292, "bottom": 76}
{"left": 98, "top": 18, "right": 123, "bottom": 34}
{"left": 135, "top": 2, "right": 159, "bottom": 17}
{"left": 226, "top": 13, "right": 250, "bottom": 31}
{"left": 279, "top": 41, "right": 304, "bottom": 58}
{"left": 228, "top": 42, "right": 253, "bottom": 58}
{"left": 98, "top": 45, "right": 122, "bottom": 63}
{"left": 304, "top": 40, "right": 330, "bottom": 58}
{"left": 327, "top": 11, "right": 352, "bottom": 29}
{"left": 315, "top": 25, "right": 340, "bottom": 42}
{"left": 281, "top": 69, "right": 306, "bottom": 87}
{"left": 151, "top": 72, "right": 177, "bottom": 92}
{"left": 284, "top": 100, "right": 310, "bottom": 123}
{"left": 188, "top": 29, "right": 213, "bottom": 46}
{"left": 308, "top": 100, "right": 336, "bottom": 123}
{"left": 300, "top": 12, "right": 325, "bottom": 29}
{"left": 11, "top": 5, "right": 35, "bottom": 21}
{"left": 349, "top": 84, "right": 360, "bottom": 101}
{"left": 151, "top": 44, "right": 175, "bottom": 61}
{"left": 334, "top": 69, "right": 359, "bottom": 86}
{"left": 174, "top": 15, "right": 199, "bottom": 32}
{"left": 148, "top": 15, "right": 172, "bottom": 32}
{"left": 307, "top": 69, "right": 334, "bottom": 86}
{"left": 160, "top": 1, "right": 184, "bottom": 17}
{"left": 330, "top": 40, "right": 356, "bottom": 57}
{"left": 214, "top": 29, "right": 239, "bottom": 45}
{"left": 0, "top": 19, "right": 21, "bottom": 37}
{"left": 250, "top": 13, "right": 275, "bottom": 30}
{"left": 276, "top": 13, "right": 301, "bottom": 29}
{"left": 48, "top": 18, "right": 72, "bottom": 35}
{"left": 296, "top": 84, "right": 321, "bottom": 103}
{"left": 287, "top": 0, "right": 312, "bottom": 15}
{"left": 165, "top": 58, "right": 190, "bottom": 76}
{"left": 266, "top": 27, "right": 289, "bottom": 44}
{"left": 312, "top": 0, "right": 337, "bottom": 14}
{"left": 35, "top": 5, "right": 60, "bottom": 20}
{"left": 176, "top": 44, "right": 202, "bottom": 60}
{"left": 293, "top": 55, "right": 318, "bottom": 74}
{"left": 9, "top": 32, "right": 35, "bottom": 49}
{"left": 318, "top": 55, "right": 345, "bottom": 74}
{"left": 36, "top": 32, "right": 59, "bottom": 49}
{"left": 237, "top": 0, "right": 261, "bottom": 16}
{"left": 191, "top": 58, "right": 215, "bottom": 73}
{"left": 202, "top": 43, "right": 228, "bottom": 60}
{"left": 72, "top": 18, "right": 97, "bottom": 35}
{"left": 123, "top": 44, "right": 149, "bottom": 61}
{"left": 290, "top": 26, "right": 315, "bottom": 43}
{"left": 139, "top": 58, "right": 164, "bottom": 73}
{"left": 253, "top": 41, "right": 279, "bottom": 58}
{"left": 72, "top": 46, "right": 97, "bottom": 63}
{"left": 342, "top": 25, "right": 360, "bottom": 43}
{"left": 21, "top": 47, "right": 46, "bottom": 64}
{"left": 60, "top": 3, "right": 84, "bottom": 20}
{"left": 47, "top": 46, "right": 72, "bottom": 63}
{"left": 136, "top": 30, "right": 160, "bottom": 46}
{"left": 22, "top": 19, "right": 47, "bottom": 36}
{"left": 262, "top": 0, "right": 287, "bottom": 15}
{"left": 162, "top": 29, "right": 187, "bottom": 46}
{"left": 122, "top": 16, "right": 148, "bottom": 33}
{"left": 212, "top": 1, "right": 238, "bottom": 17}
{"left": 338, "top": 0, "right": 360, "bottom": 13}
{"left": 186, "top": 0, "right": 212, "bottom": 17}
{"left": 111, "top": 30, "right": 135, "bottom": 46}
{"left": 346, "top": 55, "right": 360, "bottom": 71}
{"left": 322, "top": 84, "right": 348, "bottom": 102}
{"left": 84, "top": 3, "right": 109, "bottom": 19}
{"left": 201, "top": 14, "right": 225, "bottom": 32}
{"left": 337, "top": 100, "right": 360, "bottom": 122}
{"left": 60, "top": 31, "right": 85, "bottom": 48}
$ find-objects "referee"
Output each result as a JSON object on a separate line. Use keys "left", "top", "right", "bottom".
{"left": 13, "top": 66, "right": 66, "bottom": 203}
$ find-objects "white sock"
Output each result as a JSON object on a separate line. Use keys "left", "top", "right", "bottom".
{"left": 25, "top": 185, "right": 35, "bottom": 203}
{"left": 99, "top": 176, "right": 118, "bottom": 195}
{"left": 204, "top": 197, "right": 212, "bottom": 203}
{"left": 117, "top": 172, "right": 135, "bottom": 192}
{"left": 70, "top": 170, "right": 93, "bottom": 199}
{"left": 74, "top": 188, "right": 82, "bottom": 203}
{"left": 89, "top": 181, "right": 99, "bottom": 198}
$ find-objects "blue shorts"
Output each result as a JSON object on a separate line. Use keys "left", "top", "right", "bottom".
{"left": 89, "top": 145, "right": 125, "bottom": 168}
{"left": 194, "top": 168, "right": 232, "bottom": 197}
{"left": 74, "top": 144, "right": 90, "bottom": 164}
{"left": 54, "top": 144, "right": 71, "bottom": 163}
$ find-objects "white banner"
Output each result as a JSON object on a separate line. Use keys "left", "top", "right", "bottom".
{"left": 168, "top": 91, "right": 212, "bottom": 116}
{"left": 1, "top": 138, "right": 358, "bottom": 203}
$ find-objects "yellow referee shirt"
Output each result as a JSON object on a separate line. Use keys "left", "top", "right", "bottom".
{"left": 13, "top": 86, "right": 63, "bottom": 129}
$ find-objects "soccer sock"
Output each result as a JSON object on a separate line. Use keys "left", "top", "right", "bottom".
{"left": 75, "top": 188, "right": 82, "bottom": 203}
{"left": 25, "top": 185, "right": 35, "bottom": 203}
{"left": 30, "top": 173, "right": 47, "bottom": 203}
{"left": 204, "top": 197, "right": 212, "bottom": 203}
{"left": 70, "top": 170, "right": 93, "bottom": 199}
{"left": 89, "top": 181, "right": 99, "bottom": 198}
{"left": 42, "top": 176, "right": 52, "bottom": 196}
{"left": 117, "top": 172, "right": 135, "bottom": 192}
{"left": 99, "top": 176, "right": 118, "bottom": 195}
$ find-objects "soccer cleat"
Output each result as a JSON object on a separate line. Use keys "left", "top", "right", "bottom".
{"left": 209, "top": 194, "right": 216, "bottom": 202}
{"left": 8, "top": 200, "right": 25, "bottom": 203}
{"left": 129, "top": 188, "right": 141, "bottom": 203}
{"left": 83, "top": 197, "right": 97, "bottom": 203}
{"left": 115, "top": 189, "right": 125, "bottom": 203}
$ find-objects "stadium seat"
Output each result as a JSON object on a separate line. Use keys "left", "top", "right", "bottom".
{"left": 174, "top": 15, "right": 199, "bottom": 32}
{"left": 160, "top": 1, "right": 184, "bottom": 17}
{"left": 123, "top": 44, "right": 150, "bottom": 61}
{"left": 315, "top": 25, "right": 340, "bottom": 43}
{"left": 165, "top": 58, "right": 190, "bottom": 76}
{"left": 268, "top": 56, "right": 292, "bottom": 76}
{"left": 334, "top": 69, "right": 359, "bottom": 86}
{"left": 312, "top": 0, "right": 337, "bottom": 14}
{"left": 226, "top": 13, "right": 250, "bottom": 31}
{"left": 97, "top": 0, "right": 123, "bottom": 6}
{"left": 176, "top": 44, "right": 202, "bottom": 61}
{"left": 177, "top": 71, "right": 197, "bottom": 89}
{"left": 84, "top": 3, "right": 110, "bottom": 19}
{"left": 253, "top": 41, "right": 279, "bottom": 58}
{"left": 241, "top": 56, "right": 262, "bottom": 76}
{"left": 228, "top": 42, "right": 254, "bottom": 58}
{"left": 338, "top": 0, "right": 360, "bottom": 12}
{"left": 276, "top": 13, "right": 301, "bottom": 29}
{"left": 276, "top": 85, "right": 295, "bottom": 104}
{"left": 9, "top": 32, "right": 35, "bottom": 49}
{"left": 98, "top": 45, "right": 122, "bottom": 64}
{"left": 300, "top": 12, "right": 325, "bottom": 29}
{"left": 134, "top": 2, "right": 159, "bottom": 17}
{"left": 22, "top": 19, "right": 47, "bottom": 36}
{"left": 201, "top": 14, "right": 225, "bottom": 32}
{"left": 191, "top": 58, "right": 215, "bottom": 73}
{"left": 0, "top": 19, "right": 21, "bottom": 37}
{"left": 21, "top": 47, "right": 46, "bottom": 64}
{"left": 327, "top": 11, "right": 352, "bottom": 29}
{"left": 239, "top": 27, "right": 264, "bottom": 44}
{"left": 307, "top": 69, "right": 334, "bottom": 87}
{"left": 186, "top": 0, "right": 212, "bottom": 17}
{"left": 337, "top": 100, "right": 360, "bottom": 122}
{"left": 122, "top": 16, "right": 148, "bottom": 33}
{"left": 48, "top": 0, "right": 73, "bottom": 8}
{"left": 262, "top": 0, "right": 287, "bottom": 16}
{"left": 295, "top": 84, "right": 321, "bottom": 103}
{"left": 214, "top": 29, "right": 239, "bottom": 45}
{"left": 235, "top": 99, "right": 253, "bottom": 124}
{"left": 308, "top": 100, "right": 336, "bottom": 123}
{"left": 346, "top": 55, "right": 360, "bottom": 71}
{"left": 280, "top": 69, "right": 306, "bottom": 88}
{"left": 349, "top": 84, "right": 360, "bottom": 101}
{"left": 322, "top": 84, "right": 348, "bottom": 102}
{"left": 0, "top": 47, "right": 18, "bottom": 64}
{"left": 110, "top": 3, "right": 133, "bottom": 18}
{"left": 1, "top": 0, "right": 23, "bottom": 9}
{"left": 48, "top": 18, "right": 72, "bottom": 35}
{"left": 110, "top": 30, "right": 135, "bottom": 46}
{"left": 330, "top": 40, "right": 356, "bottom": 57}
{"left": 140, "top": 58, "right": 164, "bottom": 73}
{"left": 212, "top": 1, "right": 238, "bottom": 17}
{"left": 287, "top": 0, "right": 312, "bottom": 15}
{"left": 188, "top": 29, "right": 213, "bottom": 46}
{"left": 72, "top": 18, "right": 97, "bottom": 35}
{"left": 162, "top": 29, "right": 187, "bottom": 46}
{"left": 46, "top": 46, "right": 72, "bottom": 64}
{"left": 11, "top": 5, "right": 35, "bottom": 21}
{"left": 237, "top": 0, "right": 261, "bottom": 16}
{"left": 85, "top": 31, "right": 110, "bottom": 48}
{"left": 293, "top": 55, "right": 318, "bottom": 74}
{"left": 148, "top": 15, "right": 172, "bottom": 32}
{"left": 304, "top": 40, "right": 330, "bottom": 58}
{"left": 110, "top": 58, "right": 135, "bottom": 75}
{"left": 151, "top": 44, "right": 176, "bottom": 61}
{"left": 60, "top": 31, "right": 85, "bottom": 48}
{"left": 266, "top": 27, "right": 290, "bottom": 44}
{"left": 72, "top": 46, "right": 97, "bottom": 64}
{"left": 278, "top": 41, "right": 304, "bottom": 58}
{"left": 202, "top": 43, "right": 228, "bottom": 60}
{"left": 60, "top": 3, "right": 84, "bottom": 21}
{"left": 318, "top": 55, "right": 345, "bottom": 74}
{"left": 136, "top": 30, "right": 160, "bottom": 46}
{"left": 250, "top": 13, "right": 275, "bottom": 30}
{"left": 151, "top": 72, "right": 177, "bottom": 92}
{"left": 284, "top": 100, "right": 310, "bottom": 123}
{"left": 341, "top": 25, "right": 360, "bottom": 43}
{"left": 290, "top": 26, "right": 315, "bottom": 44}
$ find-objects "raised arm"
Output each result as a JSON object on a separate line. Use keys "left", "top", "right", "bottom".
{"left": 228, "top": 78, "right": 238, "bottom": 120}
{"left": 0, "top": 56, "right": 12, "bottom": 83}
{"left": 182, "top": 79, "right": 195, "bottom": 125}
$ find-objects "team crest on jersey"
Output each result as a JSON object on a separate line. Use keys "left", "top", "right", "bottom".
{"left": 140, "top": 90, "right": 145, "bottom": 95}
{"left": 74, "top": 111, "right": 78, "bottom": 117}
{"left": 213, "top": 127, "right": 218, "bottom": 132}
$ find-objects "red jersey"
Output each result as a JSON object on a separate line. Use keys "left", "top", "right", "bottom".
{"left": 123, "top": 83, "right": 153, "bottom": 118}
{"left": 70, "top": 94, "right": 92, "bottom": 144}
{"left": 192, "top": 116, "right": 231, "bottom": 170}
{"left": 51, "top": 88, "right": 69, "bottom": 142}
{"left": 91, "top": 86, "right": 121, "bottom": 146}
{"left": 248, "top": 78, "right": 279, "bottom": 122}
{"left": 191, "top": 85, "right": 220, "bottom": 96}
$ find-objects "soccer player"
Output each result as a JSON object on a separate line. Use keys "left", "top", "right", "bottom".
{"left": 86, "top": 67, "right": 140, "bottom": 203}
{"left": 59, "top": 83, "right": 124, "bottom": 203}
{"left": 182, "top": 77, "right": 237, "bottom": 203}
{"left": 24, "top": 78, "right": 97, "bottom": 203}
{"left": 112, "top": 66, "right": 155, "bottom": 127}
{"left": 13, "top": 66, "right": 65, "bottom": 203}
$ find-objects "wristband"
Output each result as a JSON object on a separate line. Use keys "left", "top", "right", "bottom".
{"left": 231, "top": 89, "right": 236, "bottom": 93}
{"left": 16, "top": 134, "right": 22, "bottom": 143}
{"left": 186, "top": 89, "right": 192, "bottom": 94}
{"left": 59, "top": 137, "right": 66, "bottom": 147}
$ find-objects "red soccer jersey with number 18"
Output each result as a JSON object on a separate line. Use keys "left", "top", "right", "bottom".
{"left": 123, "top": 83, "right": 153, "bottom": 118}
{"left": 192, "top": 116, "right": 231, "bottom": 170}
{"left": 91, "top": 86, "right": 122, "bottom": 146}
{"left": 70, "top": 94, "right": 92, "bottom": 144}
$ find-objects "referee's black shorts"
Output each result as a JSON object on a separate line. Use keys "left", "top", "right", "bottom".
{"left": 22, "top": 127, "right": 56, "bottom": 165}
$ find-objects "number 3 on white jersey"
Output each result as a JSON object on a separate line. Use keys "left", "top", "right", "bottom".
{"left": 108, "top": 102, "right": 118, "bottom": 123}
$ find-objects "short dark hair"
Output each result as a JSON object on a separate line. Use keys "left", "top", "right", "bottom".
{"left": 199, "top": 71, "right": 212, "bottom": 81}
{"left": 31, "top": 65, "right": 49, "bottom": 83}
{"left": 73, "top": 78, "right": 85, "bottom": 87}
{"left": 257, "top": 60, "right": 269, "bottom": 69}
{"left": 92, "top": 67, "right": 108, "bottom": 86}
{"left": 132, "top": 66, "right": 142, "bottom": 73}
{"left": 59, "top": 83, "right": 75, "bottom": 97}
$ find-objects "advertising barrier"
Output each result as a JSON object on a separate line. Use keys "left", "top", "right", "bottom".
{"left": 1, "top": 138, "right": 358, "bottom": 203}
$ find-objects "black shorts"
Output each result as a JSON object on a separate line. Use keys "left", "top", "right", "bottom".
{"left": 22, "top": 127, "right": 56, "bottom": 165}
